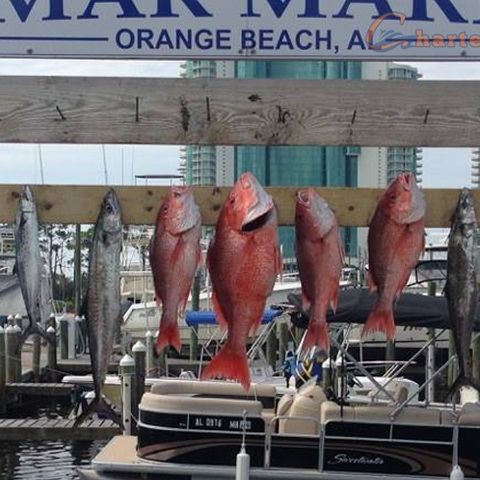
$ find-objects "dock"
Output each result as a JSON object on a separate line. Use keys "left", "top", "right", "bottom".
{"left": 6, "top": 383, "right": 75, "bottom": 397}
{"left": 0, "top": 418, "right": 120, "bottom": 441}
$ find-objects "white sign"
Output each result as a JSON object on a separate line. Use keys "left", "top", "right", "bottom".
{"left": 0, "top": 0, "right": 480, "bottom": 60}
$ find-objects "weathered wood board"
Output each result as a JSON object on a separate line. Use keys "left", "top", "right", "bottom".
{"left": 0, "top": 77, "right": 478, "bottom": 146}
{"left": 0, "top": 184, "right": 473, "bottom": 227}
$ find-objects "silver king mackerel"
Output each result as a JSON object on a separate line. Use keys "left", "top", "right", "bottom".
{"left": 76, "top": 189, "right": 123, "bottom": 427}
{"left": 447, "top": 188, "right": 480, "bottom": 398}
{"left": 14, "top": 186, "right": 51, "bottom": 348}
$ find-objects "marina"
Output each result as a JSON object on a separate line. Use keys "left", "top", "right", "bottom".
{"left": 0, "top": 2, "right": 479, "bottom": 480}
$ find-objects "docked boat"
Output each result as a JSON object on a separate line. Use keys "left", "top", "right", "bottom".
{"left": 78, "top": 379, "right": 480, "bottom": 479}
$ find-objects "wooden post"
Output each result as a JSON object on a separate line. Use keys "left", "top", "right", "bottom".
{"left": 426, "top": 282, "right": 436, "bottom": 404}
{"left": 74, "top": 223, "right": 82, "bottom": 316}
{"left": 46, "top": 326, "right": 57, "bottom": 382}
{"left": 266, "top": 327, "right": 277, "bottom": 370}
{"left": 119, "top": 354, "right": 135, "bottom": 436}
{"left": 278, "top": 321, "right": 289, "bottom": 368}
{"left": 5, "top": 325, "right": 17, "bottom": 383}
{"left": 190, "top": 271, "right": 201, "bottom": 361}
{"left": 473, "top": 333, "right": 480, "bottom": 386}
{"left": 385, "top": 341, "right": 395, "bottom": 372}
{"left": 59, "top": 316, "right": 68, "bottom": 360}
{"left": 0, "top": 326, "right": 6, "bottom": 414}
{"left": 32, "top": 325, "right": 41, "bottom": 383}
{"left": 145, "top": 331, "right": 154, "bottom": 378}
{"left": 14, "top": 314, "right": 22, "bottom": 330}
{"left": 132, "top": 341, "right": 146, "bottom": 434}
{"left": 13, "top": 324, "right": 22, "bottom": 381}
{"left": 6, "top": 315, "right": 13, "bottom": 327}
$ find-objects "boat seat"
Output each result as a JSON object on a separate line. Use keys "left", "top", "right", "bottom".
{"left": 459, "top": 402, "right": 480, "bottom": 425}
{"left": 140, "top": 392, "right": 263, "bottom": 416}
{"left": 356, "top": 406, "right": 441, "bottom": 425}
{"left": 278, "top": 385, "right": 326, "bottom": 435}
{"left": 150, "top": 380, "right": 275, "bottom": 399}
{"left": 321, "top": 401, "right": 355, "bottom": 424}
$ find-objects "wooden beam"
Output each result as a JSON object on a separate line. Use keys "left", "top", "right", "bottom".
{"left": 0, "top": 185, "right": 474, "bottom": 227}
{"left": 0, "top": 76, "right": 478, "bottom": 147}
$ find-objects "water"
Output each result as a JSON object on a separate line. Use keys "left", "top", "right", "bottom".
{"left": 0, "top": 397, "right": 105, "bottom": 479}
{"left": 0, "top": 439, "right": 106, "bottom": 480}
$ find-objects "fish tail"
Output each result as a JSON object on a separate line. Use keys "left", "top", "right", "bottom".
{"left": 304, "top": 320, "right": 330, "bottom": 352}
{"left": 156, "top": 322, "right": 181, "bottom": 354}
{"left": 201, "top": 345, "right": 251, "bottom": 391}
{"left": 16, "top": 323, "right": 52, "bottom": 355}
{"left": 362, "top": 307, "right": 396, "bottom": 340}
{"left": 73, "top": 396, "right": 123, "bottom": 430}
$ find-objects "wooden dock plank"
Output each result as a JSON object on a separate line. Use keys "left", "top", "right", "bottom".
{"left": 0, "top": 76, "right": 478, "bottom": 147}
{"left": 0, "top": 184, "right": 476, "bottom": 227}
{"left": 0, "top": 417, "right": 120, "bottom": 441}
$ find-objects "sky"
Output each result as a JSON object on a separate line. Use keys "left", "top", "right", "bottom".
{"left": 0, "top": 59, "right": 474, "bottom": 190}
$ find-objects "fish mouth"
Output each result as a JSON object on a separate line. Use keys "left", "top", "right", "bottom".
{"left": 239, "top": 173, "right": 273, "bottom": 229}
{"left": 398, "top": 172, "right": 415, "bottom": 191}
{"left": 242, "top": 208, "right": 273, "bottom": 232}
{"left": 297, "top": 189, "right": 311, "bottom": 206}
{"left": 171, "top": 186, "right": 189, "bottom": 199}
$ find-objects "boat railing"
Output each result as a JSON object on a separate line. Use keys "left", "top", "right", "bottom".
{"left": 371, "top": 329, "right": 446, "bottom": 402}
{"left": 390, "top": 354, "right": 457, "bottom": 420}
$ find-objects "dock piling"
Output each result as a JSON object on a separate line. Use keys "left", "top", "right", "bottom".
{"left": 145, "top": 331, "right": 154, "bottom": 378}
{"left": 32, "top": 324, "right": 41, "bottom": 382}
{"left": 59, "top": 315, "right": 69, "bottom": 360}
{"left": 14, "top": 314, "right": 22, "bottom": 330}
{"left": 132, "top": 341, "right": 146, "bottom": 433}
{"left": 46, "top": 326, "right": 57, "bottom": 382}
{"left": 5, "top": 325, "right": 17, "bottom": 383}
{"left": 119, "top": 354, "right": 135, "bottom": 436}
{"left": 13, "top": 324, "right": 22, "bottom": 381}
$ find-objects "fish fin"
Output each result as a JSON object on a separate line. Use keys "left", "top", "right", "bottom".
{"left": 201, "top": 345, "right": 251, "bottom": 391}
{"left": 304, "top": 320, "right": 330, "bottom": 352}
{"left": 362, "top": 307, "right": 396, "bottom": 341}
{"left": 73, "top": 396, "right": 123, "bottom": 430}
{"left": 211, "top": 290, "right": 228, "bottom": 330}
{"left": 446, "top": 376, "right": 480, "bottom": 402}
{"left": 156, "top": 321, "right": 181, "bottom": 354}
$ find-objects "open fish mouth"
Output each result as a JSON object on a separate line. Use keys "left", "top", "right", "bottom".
{"left": 398, "top": 172, "right": 415, "bottom": 190}
{"left": 242, "top": 208, "right": 273, "bottom": 232}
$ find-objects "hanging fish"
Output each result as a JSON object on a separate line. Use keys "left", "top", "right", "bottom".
{"left": 76, "top": 189, "right": 123, "bottom": 427}
{"left": 15, "top": 186, "right": 52, "bottom": 349}
{"left": 364, "top": 173, "right": 425, "bottom": 339}
{"left": 446, "top": 188, "right": 480, "bottom": 398}
{"left": 295, "top": 188, "right": 344, "bottom": 351}
{"left": 149, "top": 186, "right": 202, "bottom": 353}
{"left": 201, "top": 173, "right": 281, "bottom": 390}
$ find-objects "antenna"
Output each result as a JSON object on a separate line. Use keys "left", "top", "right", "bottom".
{"left": 102, "top": 145, "right": 109, "bottom": 185}
{"left": 38, "top": 145, "right": 45, "bottom": 184}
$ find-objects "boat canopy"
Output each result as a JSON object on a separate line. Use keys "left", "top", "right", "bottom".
{"left": 185, "top": 308, "right": 283, "bottom": 327}
{"left": 288, "top": 288, "right": 479, "bottom": 331}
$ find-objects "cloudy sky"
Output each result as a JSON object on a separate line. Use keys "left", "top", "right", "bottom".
{"left": 0, "top": 59, "right": 474, "bottom": 189}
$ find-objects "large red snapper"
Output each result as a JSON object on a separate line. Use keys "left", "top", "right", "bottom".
{"left": 201, "top": 173, "right": 281, "bottom": 390}
{"left": 149, "top": 187, "right": 201, "bottom": 353}
{"left": 364, "top": 173, "right": 425, "bottom": 339}
{"left": 295, "top": 189, "right": 344, "bottom": 352}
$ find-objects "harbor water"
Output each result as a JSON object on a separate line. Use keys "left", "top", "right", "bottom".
{"left": 0, "top": 439, "right": 106, "bottom": 480}
{"left": 0, "top": 398, "right": 105, "bottom": 480}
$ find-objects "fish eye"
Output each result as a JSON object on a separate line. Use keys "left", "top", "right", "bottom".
{"left": 173, "top": 190, "right": 182, "bottom": 198}
{"left": 105, "top": 203, "right": 113, "bottom": 214}
{"left": 163, "top": 205, "right": 168, "bottom": 213}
